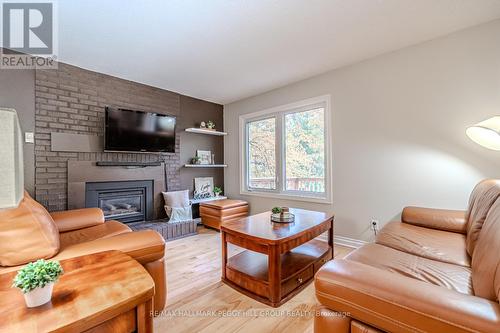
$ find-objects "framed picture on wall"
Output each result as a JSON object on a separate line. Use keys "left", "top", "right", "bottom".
{"left": 196, "top": 150, "right": 212, "bottom": 165}
{"left": 194, "top": 177, "right": 214, "bottom": 198}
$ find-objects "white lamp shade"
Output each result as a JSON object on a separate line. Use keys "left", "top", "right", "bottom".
{"left": 466, "top": 116, "right": 500, "bottom": 151}
{"left": 0, "top": 108, "right": 24, "bottom": 209}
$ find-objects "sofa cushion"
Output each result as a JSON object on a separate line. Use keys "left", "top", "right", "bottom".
{"left": 59, "top": 220, "right": 131, "bottom": 248}
{"left": 315, "top": 259, "right": 500, "bottom": 333}
{"left": 471, "top": 198, "right": 500, "bottom": 302}
{"left": 0, "top": 192, "right": 59, "bottom": 266}
{"left": 55, "top": 230, "right": 165, "bottom": 264}
{"left": 376, "top": 221, "right": 470, "bottom": 267}
{"left": 346, "top": 243, "right": 472, "bottom": 295}
{"left": 466, "top": 179, "right": 500, "bottom": 256}
{"left": 401, "top": 206, "right": 467, "bottom": 233}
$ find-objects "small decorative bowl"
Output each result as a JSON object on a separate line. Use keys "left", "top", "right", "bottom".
{"left": 271, "top": 212, "right": 295, "bottom": 223}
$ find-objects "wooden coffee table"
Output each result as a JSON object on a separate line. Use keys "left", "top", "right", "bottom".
{"left": 221, "top": 208, "right": 334, "bottom": 307}
{"left": 0, "top": 251, "right": 154, "bottom": 333}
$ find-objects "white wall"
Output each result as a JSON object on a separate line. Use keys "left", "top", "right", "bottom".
{"left": 224, "top": 20, "right": 500, "bottom": 242}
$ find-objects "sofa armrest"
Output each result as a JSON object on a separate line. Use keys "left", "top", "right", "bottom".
{"left": 55, "top": 230, "right": 165, "bottom": 264}
{"left": 315, "top": 259, "right": 500, "bottom": 333}
{"left": 50, "top": 208, "right": 105, "bottom": 232}
{"left": 401, "top": 206, "right": 467, "bottom": 233}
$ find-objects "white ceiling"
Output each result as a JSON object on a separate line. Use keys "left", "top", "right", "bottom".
{"left": 58, "top": 0, "right": 500, "bottom": 104}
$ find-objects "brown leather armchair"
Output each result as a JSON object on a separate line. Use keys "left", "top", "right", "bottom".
{"left": 0, "top": 192, "right": 166, "bottom": 312}
{"left": 314, "top": 179, "right": 500, "bottom": 333}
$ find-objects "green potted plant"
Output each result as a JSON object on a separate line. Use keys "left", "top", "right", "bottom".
{"left": 12, "top": 259, "right": 64, "bottom": 308}
{"left": 271, "top": 206, "right": 283, "bottom": 215}
{"left": 272, "top": 206, "right": 290, "bottom": 220}
{"left": 191, "top": 156, "right": 201, "bottom": 165}
{"left": 206, "top": 120, "right": 216, "bottom": 130}
{"left": 213, "top": 186, "right": 222, "bottom": 197}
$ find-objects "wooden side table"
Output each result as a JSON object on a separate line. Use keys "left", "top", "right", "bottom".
{"left": 0, "top": 251, "right": 154, "bottom": 333}
{"left": 221, "top": 208, "right": 334, "bottom": 307}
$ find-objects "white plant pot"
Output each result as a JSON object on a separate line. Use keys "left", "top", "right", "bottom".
{"left": 24, "top": 282, "right": 54, "bottom": 308}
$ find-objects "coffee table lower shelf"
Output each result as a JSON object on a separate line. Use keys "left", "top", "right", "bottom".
{"left": 223, "top": 239, "right": 332, "bottom": 307}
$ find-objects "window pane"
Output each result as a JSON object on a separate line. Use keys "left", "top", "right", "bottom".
{"left": 285, "top": 108, "right": 325, "bottom": 193}
{"left": 247, "top": 118, "right": 276, "bottom": 189}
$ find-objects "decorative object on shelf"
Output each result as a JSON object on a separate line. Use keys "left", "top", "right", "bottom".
{"left": 191, "top": 156, "right": 201, "bottom": 165}
{"left": 12, "top": 259, "right": 64, "bottom": 308}
{"left": 213, "top": 186, "right": 222, "bottom": 197}
{"left": 194, "top": 177, "right": 214, "bottom": 199}
{"left": 199, "top": 120, "right": 216, "bottom": 130}
{"left": 196, "top": 150, "right": 212, "bottom": 165}
{"left": 466, "top": 116, "right": 500, "bottom": 150}
{"left": 193, "top": 192, "right": 213, "bottom": 200}
{"left": 270, "top": 206, "right": 295, "bottom": 223}
{"left": 206, "top": 120, "right": 216, "bottom": 130}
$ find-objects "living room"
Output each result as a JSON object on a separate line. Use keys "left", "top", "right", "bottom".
{"left": 1, "top": 1, "right": 500, "bottom": 333}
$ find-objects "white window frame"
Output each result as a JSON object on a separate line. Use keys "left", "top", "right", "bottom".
{"left": 239, "top": 95, "right": 332, "bottom": 204}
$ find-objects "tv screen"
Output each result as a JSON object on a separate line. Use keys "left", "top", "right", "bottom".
{"left": 105, "top": 107, "right": 176, "bottom": 153}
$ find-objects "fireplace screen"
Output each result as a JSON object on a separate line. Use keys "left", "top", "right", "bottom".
{"left": 85, "top": 180, "right": 154, "bottom": 223}
{"left": 99, "top": 190, "right": 143, "bottom": 220}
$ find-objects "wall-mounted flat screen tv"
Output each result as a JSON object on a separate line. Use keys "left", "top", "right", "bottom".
{"left": 105, "top": 107, "right": 176, "bottom": 153}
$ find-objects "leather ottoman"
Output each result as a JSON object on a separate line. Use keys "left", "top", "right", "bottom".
{"left": 200, "top": 199, "right": 249, "bottom": 230}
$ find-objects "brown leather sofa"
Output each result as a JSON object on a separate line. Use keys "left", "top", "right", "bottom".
{"left": 314, "top": 179, "right": 500, "bottom": 333}
{"left": 0, "top": 192, "right": 166, "bottom": 312}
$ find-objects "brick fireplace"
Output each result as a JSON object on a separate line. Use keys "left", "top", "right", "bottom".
{"left": 32, "top": 62, "right": 223, "bottom": 214}
{"left": 34, "top": 63, "right": 181, "bottom": 212}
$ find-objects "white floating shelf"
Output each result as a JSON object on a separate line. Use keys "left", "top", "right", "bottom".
{"left": 190, "top": 196, "right": 227, "bottom": 204}
{"left": 185, "top": 128, "right": 227, "bottom": 136}
{"left": 184, "top": 164, "right": 227, "bottom": 168}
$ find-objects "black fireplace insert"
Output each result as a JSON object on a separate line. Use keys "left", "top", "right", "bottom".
{"left": 85, "top": 180, "right": 154, "bottom": 223}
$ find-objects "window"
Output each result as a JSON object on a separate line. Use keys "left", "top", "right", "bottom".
{"left": 240, "top": 95, "right": 331, "bottom": 203}
{"left": 285, "top": 107, "right": 325, "bottom": 193}
{"left": 247, "top": 117, "right": 276, "bottom": 190}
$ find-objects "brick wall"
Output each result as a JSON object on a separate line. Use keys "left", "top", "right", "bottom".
{"left": 34, "top": 63, "right": 181, "bottom": 211}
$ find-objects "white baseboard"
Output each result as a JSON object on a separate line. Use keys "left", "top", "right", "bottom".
{"left": 316, "top": 233, "right": 367, "bottom": 249}
{"left": 333, "top": 235, "right": 367, "bottom": 249}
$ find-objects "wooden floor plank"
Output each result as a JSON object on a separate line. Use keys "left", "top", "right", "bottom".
{"left": 154, "top": 227, "right": 352, "bottom": 333}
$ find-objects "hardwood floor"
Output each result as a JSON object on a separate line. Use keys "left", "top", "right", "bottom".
{"left": 154, "top": 227, "right": 352, "bottom": 333}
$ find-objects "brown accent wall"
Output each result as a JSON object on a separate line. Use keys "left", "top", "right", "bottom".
{"left": 33, "top": 62, "right": 222, "bottom": 212}
{"left": 179, "top": 95, "right": 224, "bottom": 197}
